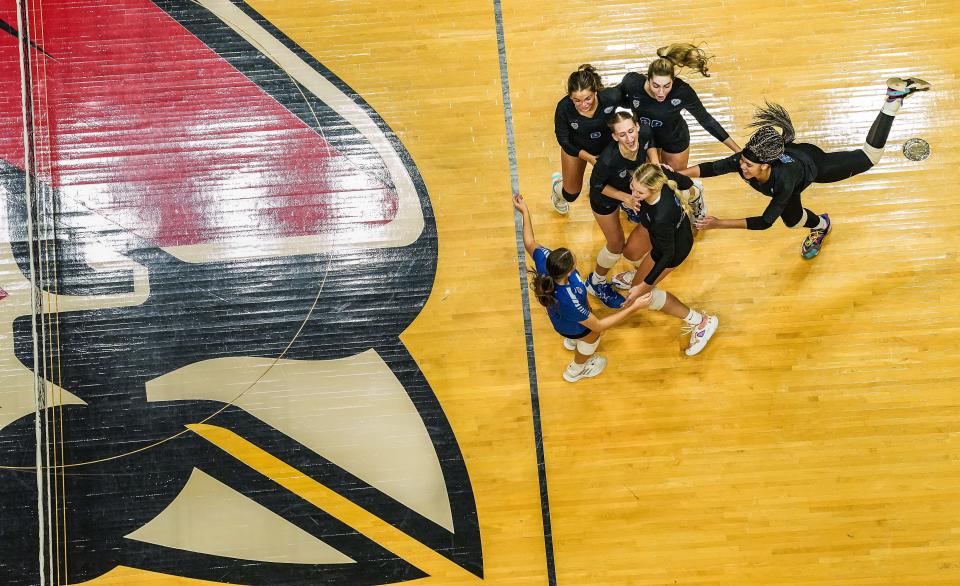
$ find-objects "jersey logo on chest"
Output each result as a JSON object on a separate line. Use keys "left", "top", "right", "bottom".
{"left": 570, "top": 122, "right": 578, "bottom": 129}
{"left": 589, "top": 131, "right": 602, "bottom": 139}
{"left": 671, "top": 98, "right": 682, "bottom": 106}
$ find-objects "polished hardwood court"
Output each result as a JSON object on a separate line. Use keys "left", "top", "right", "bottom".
{"left": 5, "top": 0, "right": 959, "bottom": 584}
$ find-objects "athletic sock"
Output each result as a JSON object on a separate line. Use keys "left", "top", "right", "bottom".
{"left": 566, "top": 361, "right": 586, "bottom": 375}
{"left": 591, "top": 273, "right": 607, "bottom": 285}
{"left": 881, "top": 97, "right": 902, "bottom": 116}
{"left": 683, "top": 309, "right": 703, "bottom": 326}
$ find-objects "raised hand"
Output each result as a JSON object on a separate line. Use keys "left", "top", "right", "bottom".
{"left": 512, "top": 193, "right": 529, "bottom": 214}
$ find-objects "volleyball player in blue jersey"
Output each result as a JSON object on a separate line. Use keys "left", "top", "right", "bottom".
{"left": 513, "top": 194, "right": 650, "bottom": 381}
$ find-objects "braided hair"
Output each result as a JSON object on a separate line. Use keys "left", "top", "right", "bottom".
{"left": 743, "top": 101, "right": 796, "bottom": 163}
{"left": 529, "top": 248, "right": 576, "bottom": 308}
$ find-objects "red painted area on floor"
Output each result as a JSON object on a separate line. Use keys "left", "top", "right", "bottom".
{"left": 0, "top": 0, "right": 397, "bottom": 247}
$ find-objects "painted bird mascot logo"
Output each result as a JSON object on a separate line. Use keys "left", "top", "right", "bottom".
{"left": 0, "top": 1, "right": 481, "bottom": 584}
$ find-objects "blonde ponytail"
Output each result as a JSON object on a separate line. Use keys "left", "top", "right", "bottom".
{"left": 648, "top": 43, "right": 713, "bottom": 78}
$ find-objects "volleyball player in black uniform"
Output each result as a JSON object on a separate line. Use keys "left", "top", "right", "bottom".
{"left": 551, "top": 64, "right": 625, "bottom": 215}
{"left": 583, "top": 111, "right": 658, "bottom": 308}
{"left": 619, "top": 43, "right": 741, "bottom": 173}
{"left": 620, "top": 163, "right": 719, "bottom": 356}
{"left": 686, "top": 77, "right": 931, "bottom": 258}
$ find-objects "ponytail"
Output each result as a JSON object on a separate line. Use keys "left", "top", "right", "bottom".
{"left": 665, "top": 178, "right": 681, "bottom": 198}
{"left": 648, "top": 43, "right": 713, "bottom": 78}
{"left": 747, "top": 101, "right": 796, "bottom": 143}
{"left": 529, "top": 271, "right": 558, "bottom": 308}
{"left": 567, "top": 64, "right": 604, "bottom": 94}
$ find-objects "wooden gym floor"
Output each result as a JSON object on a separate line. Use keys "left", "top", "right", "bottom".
{"left": 2, "top": 0, "right": 959, "bottom": 584}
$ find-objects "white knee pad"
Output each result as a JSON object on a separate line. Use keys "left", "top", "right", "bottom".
{"left": 596, "top": 246, "right": 621, "bottom": 269}
{"left": 786, "top": 209, "right": 808, "bottom": 229}
{"left": 625, "top": 253, "right": 648, "bottom": 268}
{"left": 576, "top": 337, "right": 600, "bottom": 355}
{"left": 862, "top": 143, "right": 883, "bottom": 166}
{"left": 648, "top": 287, "right": 667, "bottom": 311}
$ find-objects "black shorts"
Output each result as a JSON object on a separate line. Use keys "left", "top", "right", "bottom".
{"left": 650, "top": 117, "right": 690, "bottom": 154}
{"left": 560, "top": 327, "right": 592, "bottom": 339}
{"left": 589, "top": 188, "right": 621, "bottom": 215}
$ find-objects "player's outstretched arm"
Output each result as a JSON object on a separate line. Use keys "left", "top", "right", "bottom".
{"left": 512, "top": 194, "right": 539, "bottom": 255}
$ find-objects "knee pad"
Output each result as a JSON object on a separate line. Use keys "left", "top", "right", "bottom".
{"left": 786, "top": 209, "right": 808, "bottom": 229}
{"left": 862, "top": 144, "right": 883, "bottom": 166}
{"left": 596, "top": 246, "right": 621, "bottom": 269}
{"left": 624, "top": 253, "right": 647, "bottom": 268}
{"left": 648, "top": 287, "right": 667, "bottom": 311}
{"left": 561, "top": 188, "right": 581, "bottom": 203}
{"left": 576, "top": 337, "right": 600, "bottom": 355}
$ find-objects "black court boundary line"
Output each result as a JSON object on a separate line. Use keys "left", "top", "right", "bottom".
{"left": 491, "top": 2, "right": 557, "bottom": 585}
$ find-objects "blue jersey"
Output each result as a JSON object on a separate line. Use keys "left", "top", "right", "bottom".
{"left": 533, "top": 246, "right": 591, "bottom": 336}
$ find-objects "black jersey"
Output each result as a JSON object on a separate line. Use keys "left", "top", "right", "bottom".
{"left": 637, "top": 168, "right": 695, "bottom": 285}
{"left": 619, "top": 72, "right": 730, "bottom": 144}
{"left": 699, "top": 144, "right": 818, "bottom": 230}
{"left": 554, "top": 86, "right": 623, "bottom": 157}
{"left": 588, "top": 125, "right": 655, "bottom": 197}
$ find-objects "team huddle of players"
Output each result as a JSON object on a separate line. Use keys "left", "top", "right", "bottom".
{"left": 513, "top": 43, "right": 931, "bottom": 382}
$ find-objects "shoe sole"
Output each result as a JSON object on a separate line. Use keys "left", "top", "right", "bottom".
{"left": 685, "top": 316, "right": 718, "bottom": 356}
{"left": 886, "top": 76, "right": 932, "bottom": 95}
{"left": 563, "top": 371, "right": 601, "bottom": 382}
